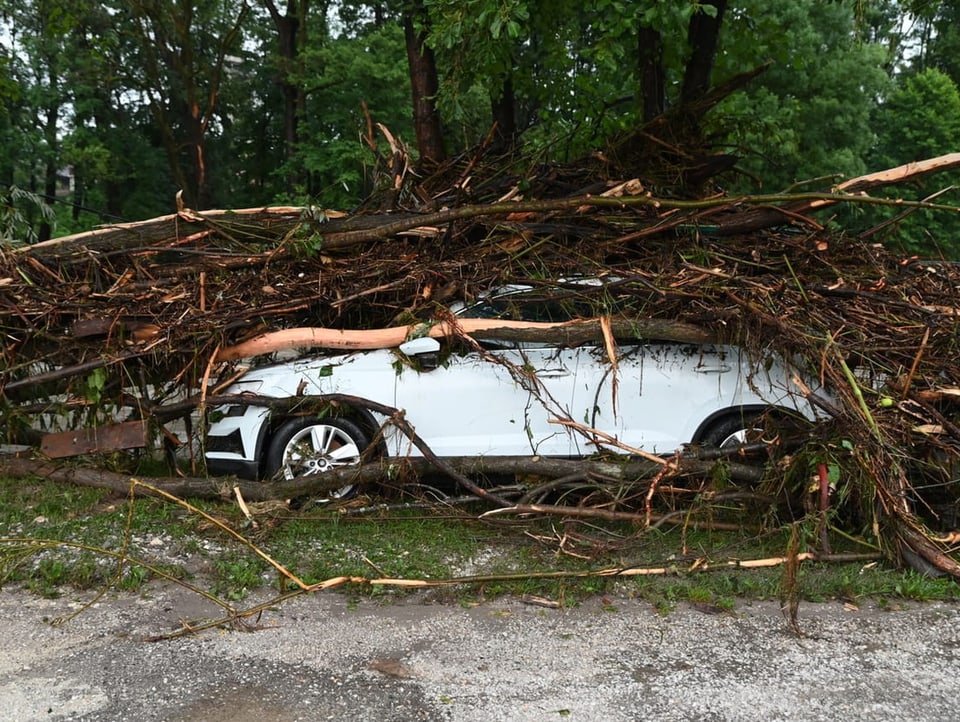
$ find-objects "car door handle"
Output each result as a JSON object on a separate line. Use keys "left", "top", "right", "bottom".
{"left": 537, "top": 368, "right": 572, "bottom": 378}
{"left": 695, "top": 364, "right": 733, "bottom": 374}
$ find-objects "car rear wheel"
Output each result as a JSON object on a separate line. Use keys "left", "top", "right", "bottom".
{"left": 264, "top": 416, "right": 369, "bottom": 500}
{"left": 699, "top": 410, "right": 770, "bottom": 450}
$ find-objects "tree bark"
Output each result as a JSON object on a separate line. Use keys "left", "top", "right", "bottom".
{"left": 16, "top": 206, "right": 307, "bottom": 259}
{"left": 403, "top": 1, "right": 447, "bottom": 164}
{"left": 39, "top": 80, "right": 59, "bottom": 243}
{"left": 713, "top": 152, "right": 960, "bottom": 236}
{"left": 0, "top": 454, "right": 760, "bottom": 502}
{"left": 680, "top": 0, "right": 728, "bottom": 105}
{"left": 491, "top": 74, "right": 518, "bottom": 148}
{"left": 262, "top": 0, "right": 306, "bottom": 191}
{"left": 637, "top": 25, "right": 665, "bottom": 122}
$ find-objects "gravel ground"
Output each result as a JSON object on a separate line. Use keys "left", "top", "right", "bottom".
{"left": 1, "top": 584, "right": 958, "bottom": 722}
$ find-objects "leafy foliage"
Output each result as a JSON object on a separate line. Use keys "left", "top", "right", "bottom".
{"left": 866, "top": 68, "right": 960, "bottom": 256}
{"left": 294, "top": 21, "right": 415, "bottom": 207}
{"left": 0, "top": 0, "right": 957, "bottom": 257}
{"left": 713, "top": 0, "right": 890, "bottom": 192}
{"left": 0, "top": 185, "right": 55, "bottom": 244}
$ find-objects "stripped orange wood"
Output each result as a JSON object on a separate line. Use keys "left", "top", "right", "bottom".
{"left": 215, "top": 317, "right": 717, "bottom": 362}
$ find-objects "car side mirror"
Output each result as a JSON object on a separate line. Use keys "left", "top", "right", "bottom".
{"left": 399, "top": 337, "right": 441, "bottom": 356}
{"left": 398, "top": 336, "right": 441, "bottom": 370}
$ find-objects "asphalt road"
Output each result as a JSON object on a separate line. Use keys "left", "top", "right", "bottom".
{"left": 1, "top": 584, "right": 957, "bottom": 721}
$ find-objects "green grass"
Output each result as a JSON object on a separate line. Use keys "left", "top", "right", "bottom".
{"left": 1, "top": 474, "right": 958, "bottom": 606}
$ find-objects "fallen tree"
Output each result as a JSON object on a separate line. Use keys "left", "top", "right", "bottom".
{"left": 215, "top": 316, "right": 717, "bottom": 361}
{"left": 0, "top": 452, "right": 765, "bottom": 503}
{"left": 4, "top": 144, "right": 960, "bottom": 578}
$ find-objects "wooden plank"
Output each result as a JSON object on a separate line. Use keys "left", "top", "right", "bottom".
{"left": 41, "top": 421, "right": 149, "bottom": 459}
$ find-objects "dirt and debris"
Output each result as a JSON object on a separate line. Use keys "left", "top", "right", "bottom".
{"left": 3, "top": 139, "right": 960, "bottom": 577}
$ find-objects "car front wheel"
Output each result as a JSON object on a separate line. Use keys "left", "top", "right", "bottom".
{"left": 264, "top": 416, "right": 369, "bottom": 498}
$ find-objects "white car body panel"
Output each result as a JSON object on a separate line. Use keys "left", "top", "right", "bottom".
{"left": 391, "top": 345, "right": 583, "bottom": 457}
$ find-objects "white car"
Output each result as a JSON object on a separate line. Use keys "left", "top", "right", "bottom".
{"left": 204, "top": 283, "right": 819, "bottom": 483}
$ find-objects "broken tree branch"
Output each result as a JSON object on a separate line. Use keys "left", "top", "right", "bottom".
{"left": 713, "top": 152, "right": 960, "bottom": 236}
{"left": 215, "top": 317, "right": 718, "bottom": 361}
{"left": 0, "top": 451, "right": 764, "bottom": 502}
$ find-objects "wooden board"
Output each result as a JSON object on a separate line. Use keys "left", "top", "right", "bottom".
{"left": 41, "top": 420, "right": 149, "bottom": 459}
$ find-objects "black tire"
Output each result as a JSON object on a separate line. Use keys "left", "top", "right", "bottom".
{"left": 264, "top": 416, "right": 369, "bottom": 499}
{"left": 699, "top": 410, "right": 769, "bottom": 450}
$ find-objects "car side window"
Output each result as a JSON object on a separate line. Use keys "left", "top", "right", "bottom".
{"left": 460, "top": 291, "right": 595, "bottom": 323}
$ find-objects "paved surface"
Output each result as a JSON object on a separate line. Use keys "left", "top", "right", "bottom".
{"left": 0, "top": 584, "right": 957, "bottom": 721}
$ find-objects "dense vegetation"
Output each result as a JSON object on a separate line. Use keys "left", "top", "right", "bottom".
{"left": 1, "top": 1, "right": 959, "bottom": 254}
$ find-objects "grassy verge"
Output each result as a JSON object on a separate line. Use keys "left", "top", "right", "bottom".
{"left": 1, "top": 473, "right": 957, "bottom": 610}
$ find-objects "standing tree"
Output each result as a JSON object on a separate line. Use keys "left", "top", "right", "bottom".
{"left": 910, "top": 1, "right": 960, "bottom": 88}
{"left": 403, "top": 0, "right": 446, "bottom": 164}
{"left": 420, "top": 1, "right": 743, "bottom": 171}
{"left": 124, "top": 0, "right": 250, "bottom": 209}
{"left": 260, "top": 0, "right": 335, "bottom": 193}
{"left": 64, "top": 1, "right": 158, "bottom": 224}
{"left": 680, "top": 0, "right": 727, "bottom": 106}
{"left": 712, "top": 0, "right": 890, "bottom": 192}
{"left": 3, "top": 0, "right": 78, "bottom": 241}
{"left": 262, "top": 0, "right": 303, "bottom": 164}
{"left": 289, "top": 4, "right": 414, "bottom": 205}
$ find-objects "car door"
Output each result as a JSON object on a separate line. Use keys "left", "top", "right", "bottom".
{"left": 391, "top": 340, "right": 581, "bottom": 458}
{"left": 575, "top": 342, "right": 753, "bottom": 455}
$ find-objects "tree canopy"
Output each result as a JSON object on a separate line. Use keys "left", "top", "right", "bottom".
{"left": 1, "top": 0, "right": 959, "bottom": 254}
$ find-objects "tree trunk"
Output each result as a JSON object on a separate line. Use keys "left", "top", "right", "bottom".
{"left": 638, "top": 25, "right": 665, "bottom": 122}
{"left": 39, "top": 67, "right": 59, "bottom": 243}
{"left": 680, "top": 0, "right": 728, "bottom": 105}
{"left": 130, "top": 0, "right": 247, "bottom": 209}
{"left": 491, "top": 74, "right": 518, "bottom": 148}
{"left": 403, "top": 1, "right": 446, "bottom": 164}
{"left": 0, "top": 454, "right": 760, "bottom": 503}
{"left": 262, "top": 0, "right": 304, "bottom": 191}
{"left": 216, "top": 317, "right": 717, "bottom": 362}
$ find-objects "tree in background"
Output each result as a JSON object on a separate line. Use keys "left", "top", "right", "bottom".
{"left": 0, "top": 21, "right": 28, "bottom": 200}
{"left": 0, "top": 185, "right": 55, "bottom": 244}
{"left": 3, "top": 0, "right": 77, "bottom": 241}
{"left": 293, "top": 6, "right": 415, "bottom": 206}
{"left": 423, "top": 0, "right": 735, "bottom": 162}
{"left": 63, "top": 1, "right": 173, "bottom": 226}
{"left": 712, "top": 0, "right": 890, "bottom": 192}
{"left": 906, "top": 0, "right": 960, "bottom": 84}
{"left": 404, "top": 0, "right": 446, "bottom": 163}
{"left": 1, "top": 0, "right": 959, "bottom": 258}
{"left": 867, "top": 68, "right": 960, "bottom": 256}
{"left": 124, "top": 0, "right": 251, "bottom": 210}
{"left": 261, "top": 0, "right": 318, "bottom": 189}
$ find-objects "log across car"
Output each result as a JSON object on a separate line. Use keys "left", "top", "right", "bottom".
{"left": 204, "top": 283, "right": 821, "bottom": 486}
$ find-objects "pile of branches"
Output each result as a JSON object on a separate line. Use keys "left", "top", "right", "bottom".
{"left": 3, "top": 141, "right": 960, "bottom": 576}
